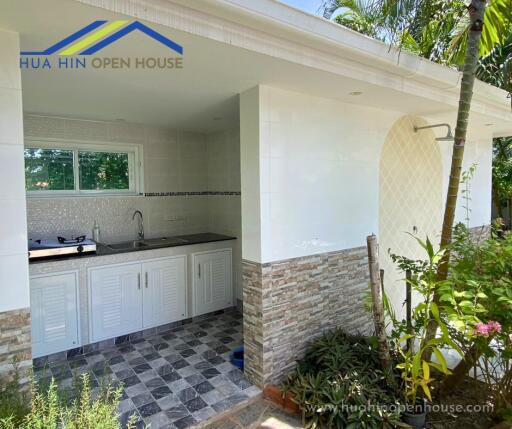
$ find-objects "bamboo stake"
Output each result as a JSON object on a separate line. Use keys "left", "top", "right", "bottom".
{"left": 367, "top": 234, "right": 391, "bottom": 369}
{"left": 406, "top": 269, "right": 412, "bottom": 352}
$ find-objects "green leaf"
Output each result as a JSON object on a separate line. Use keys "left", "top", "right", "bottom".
{"left": 422, "top": 360, "right": 430, "bottom": 381}
{"left": 433, "top": 348, "right": 449, "bottom": 374}
{"left": 419, "top": 380, "right": 432, "bottom": 401}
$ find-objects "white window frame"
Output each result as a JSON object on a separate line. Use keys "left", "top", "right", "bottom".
{"left": 24, "top": 138, "right": 144, "bottom": 197}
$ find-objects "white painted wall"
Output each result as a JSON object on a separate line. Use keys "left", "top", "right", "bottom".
{"left": 0, "top": 30, "right": 30, "bottom": 313}
{"left": 240, "top": 85, "right": 493, "bottom": 264}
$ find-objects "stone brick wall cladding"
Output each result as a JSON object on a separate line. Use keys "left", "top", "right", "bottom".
{"left": 0, "top": 308, "right": 32, "bottom": 385}
{"left": 242, "top": 260, "right": 265, "bottom": 385}
{"left": 243, "top": 246, "right": 373, "bottom": 386}
{"left": 469, "top": 224, "right": 491, "bottom": 243}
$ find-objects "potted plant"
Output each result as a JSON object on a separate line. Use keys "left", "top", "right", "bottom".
{"left": 396, "top": 338, "right": 442, "bottom": 428}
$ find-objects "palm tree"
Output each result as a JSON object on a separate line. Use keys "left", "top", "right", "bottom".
{"left": 324, "top": 0, "right": 511, "bottom": 389}
{"left": 323, "top": 0, "right": 512, "bottom": 67}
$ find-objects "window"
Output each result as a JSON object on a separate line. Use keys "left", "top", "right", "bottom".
{"left": 24, "top": 141, "right": 143, "bottom": 196}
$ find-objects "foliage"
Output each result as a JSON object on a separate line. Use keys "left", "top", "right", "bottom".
{"left": 78, "top": 151, "right": 129, "bottom": 191}
{"left": 461, "top": 163, "right": 477, "bottom": 228}
{"left": 0, "top": 373, "right": 139, "bottom": 429}
{"left": 0, "top": 361, "right": 29, "bottom": 425}
{"left": 439, "top": 223, "right": 512, "bottom": 342}
{"left": 24, "top": 148, "right": 75, "bottom": 191}
{"left": 389, "top": 236, "right": 457, "bottom": 405}
{"left": 476, "top": 29, "right": 512, "bottom": 93}
{"left": 322, "top": 0, "right": 512, "bottom": 68}
{"left": 24, "top": 148, "right": 130, "bottom": 192}
{"left": 492, "top": 137, "right": 512, "bottom": 222}
{"left": 283, "top": 330, "right": 407, "bottom": 428}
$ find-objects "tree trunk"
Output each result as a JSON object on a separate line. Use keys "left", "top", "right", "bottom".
{"left": 423, "top": 0, "right": 487, "bottom": 371}
{"left": 492, "top": 185, "right": 504, "bottom": 220}
{"left": 366, "top": 234, "right": 391, "bottom": 369}
{"left": 441, "top": 340, "right": 489, "bottom": 394}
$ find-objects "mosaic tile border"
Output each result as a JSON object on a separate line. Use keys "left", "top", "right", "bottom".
{"left": 144, "top": 191, "right": 241, "bottom": 197}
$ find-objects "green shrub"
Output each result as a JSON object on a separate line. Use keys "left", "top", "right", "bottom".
{"left": 0, "top": 373, "right": 139, "bottom": 429}
{"left": 283, "top": 330, "right": 406, "bottom": 429}
{"left": 0, "top": 362, "right": 29, "bottom": 425}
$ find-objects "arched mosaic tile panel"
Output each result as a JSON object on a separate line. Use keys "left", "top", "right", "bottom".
{"left": 379, "top": 115, "right": 443, "bottom": 319}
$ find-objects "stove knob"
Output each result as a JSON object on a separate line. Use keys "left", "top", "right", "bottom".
{"left": 77, "top": 245, "right": 84, "bottom": 253}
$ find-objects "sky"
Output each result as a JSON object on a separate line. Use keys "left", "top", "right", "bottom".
{"left": 277, "top": 0, "right": 324, "bottom": 15}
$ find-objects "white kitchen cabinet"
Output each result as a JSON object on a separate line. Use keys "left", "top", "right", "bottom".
{"left": 89, "top": 256, "right": 187, "bottom": 342}
{"left": 142, "top": 257, "right": 187, "bottom": 328}
{"left": 193, "top": 249, "right": 232, "bottom": 316}
{"left": 30, "top": 272, "right": 79, "bottom": 358}
{"left": 89, "top": 263, "right": 143, "bottom": 342}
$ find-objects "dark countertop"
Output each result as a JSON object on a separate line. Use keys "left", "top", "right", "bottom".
{"left": 29, "top": 232, "right": 236, "bottom": 264}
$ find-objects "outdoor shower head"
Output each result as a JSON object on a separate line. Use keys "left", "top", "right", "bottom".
{"left": 414, "top": 123, "right": 453, "bottom": 142}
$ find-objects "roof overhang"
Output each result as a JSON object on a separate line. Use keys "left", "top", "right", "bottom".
{"left": 74, "top": 0, "right": 512, "bottom": 136}
{"left": 1, "top": 0, "right": 511, "bottom": 135}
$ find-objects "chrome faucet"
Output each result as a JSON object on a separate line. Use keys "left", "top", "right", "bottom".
{"left": 132, "top": 210, "right": 144, "bottom": 240}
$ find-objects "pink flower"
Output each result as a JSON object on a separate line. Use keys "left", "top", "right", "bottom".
{"left": 474, "top": 322, "right": 490, "bottom": 336}
{"left": 488, "top": 321, "right": 502, "bottom": 333}
{"left": 474, "top": 321, "right": 502, "bottom": 337}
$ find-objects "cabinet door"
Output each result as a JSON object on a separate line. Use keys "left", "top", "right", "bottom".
{"left": 30, "top": 273, "right": 79, "bottom": 358}
{"left": 194, "top": 250, "right": 232, "bottom": 316}
{"left": 89, "top": 263, "right": 142, "bottom": 342}
{"left": 142, "top": 256, "right": 186, "bottom": 329}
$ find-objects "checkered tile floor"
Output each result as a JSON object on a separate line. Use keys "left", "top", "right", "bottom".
{"left": 33, "top": 311, "right": 260, "bottom": 429}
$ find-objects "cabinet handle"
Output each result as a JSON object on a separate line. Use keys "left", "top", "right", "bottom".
{"left": 145, "top": 272, "right": 148, "bottom": 288}
{"left": 198, "top": 264, "right": 201, "bottom": 278}
{"left": 137, "top": 272, "right": 141, "bottom": 290}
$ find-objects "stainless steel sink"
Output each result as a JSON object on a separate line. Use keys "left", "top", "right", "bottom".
{"left": 106, "top": 240, "right": 148, "bottom": 250}
{"left": 144, "top": 237, "right": 189, "bottom": 246}
{"left": 106, "top": 237, "right": 189, "bottom": 251}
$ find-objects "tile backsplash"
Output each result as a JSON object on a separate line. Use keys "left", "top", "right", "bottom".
{"left": 26, "top": 195, "right": 210, "bottom": 243}
{"left": 24, "top": 115, "right": 241, "bottom": 243}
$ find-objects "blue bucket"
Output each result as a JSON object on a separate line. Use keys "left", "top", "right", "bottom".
{"left": 230, "top": 346, "right": 244, "bottom": 371}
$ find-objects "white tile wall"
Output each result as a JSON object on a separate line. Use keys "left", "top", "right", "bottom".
{"left": 0, "top": 29, "right": 30, "bottom": 313}
{"left": 206, "top": 129, "right": 242, "bottom": 299}
{"left": 240, "top": 87, "right": 262, "bottom": 263}
{"left": 241, "top": 85, "right": 493, "bottom": 266}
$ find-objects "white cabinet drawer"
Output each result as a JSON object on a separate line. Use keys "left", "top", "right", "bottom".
{"left": 193, "top": 249, "right": 232, "bottom": 316}
{"left": 30, "top": 272, "right": 79, "bottom": 358}
{"left": 142, "top": 256, "right": 187, "bottom": 329}
{"left": 89, "top": 256, "right": 187, "bottom": 342}
{"left": 89, "top": 263, "right": 143, "bottom": 342}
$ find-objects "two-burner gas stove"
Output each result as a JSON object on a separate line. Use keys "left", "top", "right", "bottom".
{"left": 28, "top": 235, "right": 97, "bottom": 260}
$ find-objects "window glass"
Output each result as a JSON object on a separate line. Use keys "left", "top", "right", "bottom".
{"left": 78, "top": 151, "right": 130, "bottom": 190}
{"left": 24, "top": 148, "right": 75, "bottom": 191}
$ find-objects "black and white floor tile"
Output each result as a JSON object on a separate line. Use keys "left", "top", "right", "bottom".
{"left": 33, "top": 311, "right": 260, "bottom": 429}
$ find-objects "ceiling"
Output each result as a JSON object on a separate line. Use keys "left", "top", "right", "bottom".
{"left": 0, "top": 0, "right": 510, "bottom": 134}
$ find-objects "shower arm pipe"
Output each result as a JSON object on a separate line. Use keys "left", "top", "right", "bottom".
{"left": 414, "top": 123, "right": 452, "bottom": 135}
